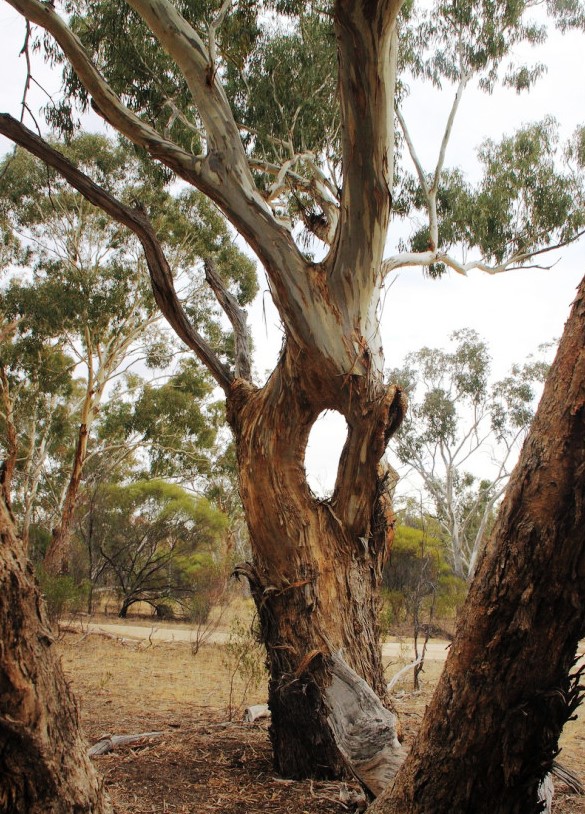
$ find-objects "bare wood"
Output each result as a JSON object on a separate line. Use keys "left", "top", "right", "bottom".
{"left": 552, "top": 761, "right": 585, "bottom": 794}
{"left": 88, "top": 731, "right": 164, "bottom": 757}
{"left": 326, "top": 653, "right": 405, "bottom": 796}
{"left": 243, "top": 704, "right": 270, "bottom": 723}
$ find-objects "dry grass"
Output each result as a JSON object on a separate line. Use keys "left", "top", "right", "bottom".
{"left": 57, "top": 626, "right": 585, "bottom": 814}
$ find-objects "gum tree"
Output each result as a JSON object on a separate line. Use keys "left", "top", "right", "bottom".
{"left": 393, "top": 329, "right": 550, "bottom": 579}
{"left": 0, "top": 0, "right": 585, "bottom": 809}
{"left": 0, "top": 136, "right": 255, "bottom": 574}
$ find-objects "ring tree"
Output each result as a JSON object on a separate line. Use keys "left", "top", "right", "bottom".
{"left": 1, "top": 0, "right": 585, "bottom": 808}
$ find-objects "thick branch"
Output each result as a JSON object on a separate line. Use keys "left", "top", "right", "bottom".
{"left": 124, "top": 0, "right": 250, "bottom": 179}
{"left": 332, "top": 0, "right": 402, "bottom": 288}
{"left": 0, "top": 114, "right": 233, "bottom": 391}
{"left": 4, "top": 0, "right": 199, "bottom": 174}
{"left": 4, "top": 0, "right": 314, "bottom": 330}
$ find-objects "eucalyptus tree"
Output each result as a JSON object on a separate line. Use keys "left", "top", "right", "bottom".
{"left": 0, "top": 0, "right": 585, "bottom": 810}
{"left": 0, "top": 136, "right": 255, "bottom": 575}
{"left": 99, "top": 357, "right": 220, "bottom": 482}
{"left": 0, "top": 303, "right": 81, "bottom": 549}
{"left": 81, "top": 478, "right": 227, "bottom": 618}
{"left": 393, "top": 329, "right": 550, "bottom": 579}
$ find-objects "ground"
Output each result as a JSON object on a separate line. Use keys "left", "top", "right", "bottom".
{"left": 57, "top": 614, "right": 585, "bottom": 814}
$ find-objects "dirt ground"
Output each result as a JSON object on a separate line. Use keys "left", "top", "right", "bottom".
{"left": 57, "top": 626, "right": 585, "bottom": 814}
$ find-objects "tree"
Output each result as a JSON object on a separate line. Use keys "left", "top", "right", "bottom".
{"left": 0, "top": 318, "right": 77, "bottom": 549}
{"left": 392, "top": 329, "right": 550, "bottom": 578}
{"left": 0, "top": 497, "right": 111, "bottom": 813}
{"left": 81, "top": 478, "right": 227, "bottom": 617}
{"left": 369, "top": 271, "right": 585, "bottom": 814}
{"left": 0, "top": 135, "right": 255, "bottom": 574}
{"left": 0, "top": 0, "right": 585, "bottom": 806}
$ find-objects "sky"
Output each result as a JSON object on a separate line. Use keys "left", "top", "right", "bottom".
{"left": 0, "top": 3, "right": 584, "bottom": 497}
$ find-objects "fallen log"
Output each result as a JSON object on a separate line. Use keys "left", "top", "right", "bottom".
{"left": 243, "top": 704, "right": 271, "bottom": 723}
{"left": 88, "top": 731, "right": 164, "bottom": 757}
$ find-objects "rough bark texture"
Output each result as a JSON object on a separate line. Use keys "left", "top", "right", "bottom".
{"left": 370, "top": 276, "right": 585, "bottom": 813}
{"left": 0, "top": 499, "right": 111, "bottom": 814}
{"left": 228, "top": 341, "right": 405, "bottom": 779}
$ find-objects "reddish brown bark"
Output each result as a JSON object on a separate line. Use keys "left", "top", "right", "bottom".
{"left": 0, "top": 498, "right": 111, "bottom": 813}
{"left": 371, "top": 276, "right": 585, "bottom": 813}
{"left": 228, "top": 343, "right": 404, "bottom": 778}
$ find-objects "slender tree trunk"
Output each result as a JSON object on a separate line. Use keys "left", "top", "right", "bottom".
{"left": 228, "top": 342, "right": 404, "bottom": 778}
{"left": 371, "top": 276, "right": 585, "bottom": 813}
{"left": 44, "top": 422, "right": 89, "bottom": 575}
{"left": 0, "top": 498, "right": 111, "bottom": 813}
{"left": 0, "top": 366, "right": 17, "bottom": 514}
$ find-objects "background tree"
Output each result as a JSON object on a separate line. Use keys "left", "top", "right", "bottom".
{"left": 382, "top": 507, "right": 466, "bottom": 633}
{"left": 0, "top": 135, "right": 256, "bottom": 575}
{"left": 0, "top": 0, "right": 585, "bottom": 806}
{"left": 82, "top": 478, "right": 226, "bottom": 617}
{"left": 0, "top": 318, "right": 77, "bottom": 548}
{"left": 392, "top": 329, "right": 550, "bottom": 578}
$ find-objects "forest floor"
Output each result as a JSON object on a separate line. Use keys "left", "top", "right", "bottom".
{"left": 57, "top": 617, "right": 585, "bottom": 814}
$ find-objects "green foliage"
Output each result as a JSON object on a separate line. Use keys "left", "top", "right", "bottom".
{"left": 381, "top": 518, "right": 467, "bottom": 628}
{"left": 99, "top": 359, "right": 219, "bottom": 480}
{"left": 36, "top": 567, "right": 90, "bottom": 621}
{"left": 235, "top": 14, "right": 338, "bottom": 161}
{"left": 30, "top": 0, "right": 585, "bottom": 266}
{"left": 473, "top": 119, "right": 585, "bottom": 261}
{"left": 78, "top": 478, "right": 227, "bottom": 617}
{"left": 391, "top": 331, "right": 551, "bottom": 577}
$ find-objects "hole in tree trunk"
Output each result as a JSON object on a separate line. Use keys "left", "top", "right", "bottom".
{"left": 304, "top": 410, "right": 347, "bottom": 497}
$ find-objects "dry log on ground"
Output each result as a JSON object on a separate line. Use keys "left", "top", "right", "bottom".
{"left": 88, "top": 732, "right": 164, "bottom": 757}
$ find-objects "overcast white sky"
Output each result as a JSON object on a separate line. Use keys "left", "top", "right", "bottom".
{"left": 0, "top": 4, "right": 584, "bottom": 495}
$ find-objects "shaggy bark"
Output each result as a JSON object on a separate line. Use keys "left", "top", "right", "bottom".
{"left": 0, "top": 499, "right": 111, "bottom": 813}
{"left": 370, "top": 275, "right": 585, "bottom": 813}
{"left": 229, "top": 344, "right": 406, "bottom": 778}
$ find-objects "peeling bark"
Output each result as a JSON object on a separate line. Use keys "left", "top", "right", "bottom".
{"left": 228, "top": 341, "right": 405, "bottom": 779}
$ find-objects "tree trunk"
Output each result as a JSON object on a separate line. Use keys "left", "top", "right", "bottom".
{"left": 370, "top": 276, "right": 585, "bottom": 813}
{"left": 44, "top": 422, "right": 89, "bottom": 575}
{"left": 228, "top": 342, "right": 405, "bottom": 779}
{"left": 0, "top": 366, "right": 17, "bottom": 514}
{"left": 0, "top": 498, "right": 111, "bottom": 814}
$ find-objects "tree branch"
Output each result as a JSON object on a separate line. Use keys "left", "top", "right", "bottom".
{"left": 432, "top": 72, "right": 469, "bottom": 193}
{"left": 395, "top": 106, "right": 429, "bottom": 201}
{"left": 0, "top": 114, "right": 233, "bottom": 392}
{"left": 204, "top": 258, "right": 252, "bottom": 382}
{"left": 332, "top": 0, "right": 402, "bottom": 287}
{"left": 4, "top": 0, "right": 201, "bottom": 174}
